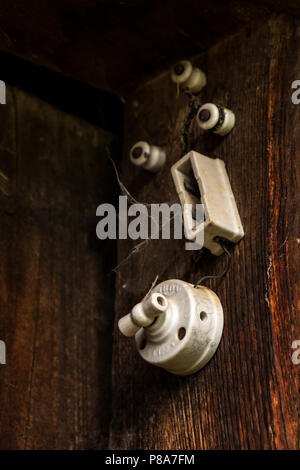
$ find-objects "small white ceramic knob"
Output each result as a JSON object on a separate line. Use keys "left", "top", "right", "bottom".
{"left": 197, "top": 103, "right": 235, "bottom": 136}
{"left": 171, "top": 60, "right": 206, "bottom": 94}
{"left": 130, "top": 141, "right": 166, "bottom": 172}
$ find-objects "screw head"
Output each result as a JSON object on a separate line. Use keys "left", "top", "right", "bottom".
{"left": 132, "top": 146, "right": 143, "bottom": 159}
{"left": 174, "top": 62, "right": 185, "bottom": 76}
{"left": 198, "top": 108, "right": 211, "bottom": 122}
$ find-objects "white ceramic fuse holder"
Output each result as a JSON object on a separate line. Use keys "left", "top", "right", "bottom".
{"left": 130, "top": 141, "right": 166, "bottom": 172}
{"left": 171, "top": 60, "right": 206, "bottom": 94}
{"left": 118, "top": 280, "right": 224, "bottom": 375}
{"left": 197, "top": 103, "right": 235, "bottom": 136}
{"left": 171, "top": 151, "right": 244, "bottom": 255}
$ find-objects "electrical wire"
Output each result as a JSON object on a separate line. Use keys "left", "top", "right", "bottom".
{"left": 182, "top": 87, "right": 199, "bottom": 154}
{"left": 194, "top": 240, "right": 231, "bottom": 288}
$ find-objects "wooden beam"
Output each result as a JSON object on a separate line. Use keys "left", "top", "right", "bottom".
{"left": 1, "top": 1, "right": 300, "bottom": 95}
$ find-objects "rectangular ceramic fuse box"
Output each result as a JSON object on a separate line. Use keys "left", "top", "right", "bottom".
{"left": 171, "top": 151, "right": 244, "bottom": 255}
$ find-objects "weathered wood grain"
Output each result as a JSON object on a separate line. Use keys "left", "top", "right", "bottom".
{"left": 0, "top": 85, "right": 119, "bottom": 449}
{"left": 110, "top": 15, "right": 300, "bottom": 449}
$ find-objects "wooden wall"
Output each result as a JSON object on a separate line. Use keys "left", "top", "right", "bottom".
{"left": 110, "top": 15, "right": 300, "bottom": 450}
{"left": 0, "top": 84, "right": 120, "bottom": 449}
{"left": 0, "top": 13, "right": 299, "bottom": 451}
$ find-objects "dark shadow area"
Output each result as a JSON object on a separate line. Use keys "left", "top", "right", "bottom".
{"left": 0, "top": 50, "right": 123, "bottom": 135}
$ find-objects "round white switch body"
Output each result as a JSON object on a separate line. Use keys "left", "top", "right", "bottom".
{"left": 118, "top": 279, "right": 224, "bottom": 376}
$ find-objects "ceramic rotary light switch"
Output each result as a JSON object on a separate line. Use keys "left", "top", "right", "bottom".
{"left": 171, "top": 151, "right": 244, "bottom": 255}
{"left": 118, "top": 280, "right": 224, "bottom": 376}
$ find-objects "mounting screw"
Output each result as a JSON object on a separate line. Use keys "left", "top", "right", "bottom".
{"left": 174, "top": 63, "right": 185, "bottom": 76}
{"left": 130, "top": 141, "right": 166, "bottom": 172}
{"left": 197, "top": 103, "right": 235, "bottom": 136}
{"left": 131, "top": 146, "right": 143, "bottom": 159}
{"left": 171, "top": 60, "right": 206, "bottom": 94}
{"left": 198, "top": 108, "right": 211, "bottom": 122}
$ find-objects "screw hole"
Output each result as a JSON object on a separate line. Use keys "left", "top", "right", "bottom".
{"left": 132, "top": 146, "right": 143, "bottom": 159}
{"left": 174, "top": 63, "right": 185, "bottom": 75}
{"left": 178, "top": 327, "right": 186, "bottom": 340}
{"left": 140, "top": 338, "right": 147, "bottom": 350}
{"left": 200, "top": 311, "right": 207, "bottom": 321}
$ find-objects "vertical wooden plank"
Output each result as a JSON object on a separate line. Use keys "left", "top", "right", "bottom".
{"left": 110, "top": 15, "right": 299, "bottom": 449}
{"left": 266, "top": 17, "right": 300, "bottom": 449}
{"left": 0, "top": 86, "right": 119, "bottom": 449}
{"left": 0, "top": 85, "right": 17, "bottom": 203}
